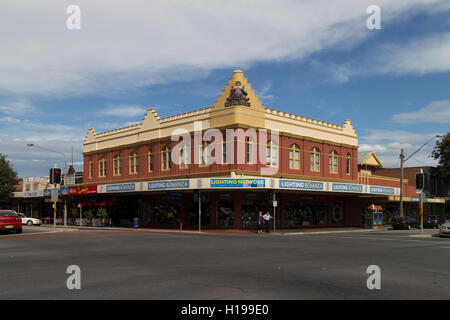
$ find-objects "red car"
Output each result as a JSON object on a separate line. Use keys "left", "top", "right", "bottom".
{"left": 0, "top": 210, "right": 22, "bottom": 234}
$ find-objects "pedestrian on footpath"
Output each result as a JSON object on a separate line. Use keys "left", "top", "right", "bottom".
{"left": 257, "top": 211, "right": 264, "bottom": 234}
{"left": 263, "top": 211, "right": 272, "bottom": 233}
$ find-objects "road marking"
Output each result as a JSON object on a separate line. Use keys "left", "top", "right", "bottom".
{"left": 297, "top": 235, "right": 450, "bottom": 245}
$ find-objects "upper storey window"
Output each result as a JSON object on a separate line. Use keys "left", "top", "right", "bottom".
{"left": 148, "top": 148, "right": 154, "bottom": 172}
{"left": 310, "top": 148, "right": 320, "bottom": 172}
{"left": 266, "top": 140, "right": 278, "bottom": 167}
{"left": 129, "top": 152, "right": 138, "bottom": 174}
{"left": 162, "top": 146, "right": 171, "bottom": 170}
{"left": 346, "top": 153, "right": 351, "bottom": 175}
{"left": 99, "top": 157, "right": 107, "bottom": 177}
{"left": 289, "top": 144, "right": 300, "bottom": 169}
{"left": 113, "top": 155, "right": 122, "bottom": 176}
{"left": 329, "top": 151, "right": 338, "bottom": 173}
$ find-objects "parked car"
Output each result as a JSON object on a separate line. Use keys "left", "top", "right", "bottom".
{"left": 439, "top": 222, "right": 450, "bottom": 238}
{"left": 391, "top": 217, "right": 421, "bottom": 230}
{"left": 17, "top": 213, "right": 42, "bottom": 226}
{"left": 0, "top": 210, "right": 22, "bottom": 234}
{"left": 423, "top": 216, "right": 441, "bottom": 229}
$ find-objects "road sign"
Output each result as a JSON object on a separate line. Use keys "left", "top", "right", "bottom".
{"left": 51, "top": 189, "right": 58, "bottom": 201}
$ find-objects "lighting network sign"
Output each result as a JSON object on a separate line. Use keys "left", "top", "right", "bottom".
{"left": 210, "top": 179, "right": 265, "bottom": 188}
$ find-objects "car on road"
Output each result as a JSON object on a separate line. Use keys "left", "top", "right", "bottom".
{"left": 439, "top": 222, "right": 450, "bottom": 237}
{"left": 0, "top": 210, "right": 22, "bottom": 234}
{"left": 17, "top": 213, "right": 42, "bottom": 226}
{"left": 391, "top": 217, "right": 421, "bottom": 230}
{"left": 423, "top": 216, "right": 441, "bottom": 229}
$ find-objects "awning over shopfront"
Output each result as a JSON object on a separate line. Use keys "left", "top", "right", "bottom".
{"left": 77, "top": 199, "right": 119, "bottom": 208}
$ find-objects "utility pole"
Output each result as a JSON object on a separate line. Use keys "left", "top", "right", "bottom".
{"left": 273, "top": 190, "right": 276, "bottom": 233}
{"left": 199, "top": 192, "right": 201, "bottom": 232}
{"left": 399, "top": 135, "right": 442, "bottom": 221}
{"left": 399, "top": 149, "right": 404, "bottom": 217}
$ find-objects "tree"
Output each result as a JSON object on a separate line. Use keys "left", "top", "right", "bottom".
{"left": 0, "top": 154, "right": 18, "bottom": 200}
{"left": 432, "top": 133, "right": 450, "bottom": 183}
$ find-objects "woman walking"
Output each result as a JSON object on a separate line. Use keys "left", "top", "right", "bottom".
{"left": 257, "top": 211, "right": 264, "bottom": 234}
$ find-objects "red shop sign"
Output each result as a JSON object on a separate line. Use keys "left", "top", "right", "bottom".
{"left": 69, "top": 185, "right": 98, "bottom": 195}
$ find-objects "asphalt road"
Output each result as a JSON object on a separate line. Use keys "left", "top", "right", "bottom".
{"left": 0, "top": 228, "right": 449, "bottom": 299}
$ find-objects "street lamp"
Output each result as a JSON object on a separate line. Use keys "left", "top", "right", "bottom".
{"left": 399, "top": 135, "right": 443, "bottom": 227}
{"left": 27, "top": 143, "right": 68, "bottom": 227}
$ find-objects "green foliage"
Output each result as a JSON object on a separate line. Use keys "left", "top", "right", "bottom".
{"left": 0, "top": 154, "right": 18, "bottom": 200}
{"left": 432, "top": 133, "right": 450, "bottom": 183}
{"left": 96, "top": 207, "right": 108, "bottom": 219}
{"left": 71, "top": 207, "right": 79, "bottom": 217}
{"left": 83, "top": 210, "right": 94, "bottom": 219}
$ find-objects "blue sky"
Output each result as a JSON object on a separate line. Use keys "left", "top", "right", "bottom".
{"left": 0, "top": 0, "right": 449, "bottom": 178}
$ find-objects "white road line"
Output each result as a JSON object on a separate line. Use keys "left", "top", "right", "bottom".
{"left": 293, "top": 234, "right": 450, "bottom": 245}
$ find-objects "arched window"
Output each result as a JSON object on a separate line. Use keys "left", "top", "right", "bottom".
{"left": 310, "top": 147, "right": 320, "bottom": 172}
{"left": 200, "top": 141, "right": 210, "bottom": 166}
{"left": 99, "top": 157, "right": 107, "bottom": 177}
{"left": 162, "top": 146, "right": 171, "bottom": 170}
{"left": 129, "top": 152, "right": 138, "bottom": 174}
{"left": 266, "top": 140, "right": 278, "bottom": 167}
{"left": 246, "top": 137, "right": 254, "bottom": 164}
{"left": 113, "top": 155, "right": 122, "bottom": 176}
{"left": 88, "top": 160, "right": 93, "bottom": 179}
{"left": 148, "top": 148, "right": 154, "bottom": 172}
{"left": 289, "top": 144, "right": 300, "bottom": 169}
{"left": 180, "top": 145, "right": 189, "bottom": 169}
{"left": 222, "top": 140, "right": 227, "bottom": 164}
{"left": 329, "top": 150, "right": 338, "bottom": 173}
{"left": 346, "top": 153, "right": 351, "bottom": 175}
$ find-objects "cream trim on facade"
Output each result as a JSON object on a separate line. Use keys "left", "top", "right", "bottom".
{"left": 84, "top": 71, "right": 358, "bottom": 154}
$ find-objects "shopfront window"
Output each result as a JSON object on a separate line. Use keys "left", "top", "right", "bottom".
{"left": 217, "top": 200, "right": 234, "bottom": 226}
{"left": 331, "top": 202, "right": 344, "bottom": 224}
{"left": 142, "top": 202, "right": 180, "bottom": 225}
{"left": 188, "top": 197, "right": 210, "bottom": 227}
{"left": 242, "top": 196, "right": 264, "bottom": 228}
{"left": 283, "top": 200, "right": 327, "bottom": 226}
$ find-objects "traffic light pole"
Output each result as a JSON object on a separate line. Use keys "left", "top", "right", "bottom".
{"left": 399, "top": 135, "right": 442, "bottom": 220}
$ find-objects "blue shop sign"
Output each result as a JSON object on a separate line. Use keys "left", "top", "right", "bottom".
{"left": 106, "top": 183, "right": 136, "bottom": 192}
{"left": 210, "top": 179, "right": 265, "bottom": 188}
{"left": 370, "top": 186, "right": 395, "bottom": 195}
{"left": 148, "top": 180, "right": 189, "bottom": 190}
{"left": 279, "top": 180, "right": 324, "bottom": 191}
{"left": 332, "top": 183, "right": 363, "bottom": 193}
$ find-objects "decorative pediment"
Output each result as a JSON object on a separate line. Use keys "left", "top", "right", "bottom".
{"left": 212, "top": 70, "right": 264, "bottom": 111}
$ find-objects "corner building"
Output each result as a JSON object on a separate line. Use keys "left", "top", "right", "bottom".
{"left": 82, "top": 70, "right": 402, "bottom": 229}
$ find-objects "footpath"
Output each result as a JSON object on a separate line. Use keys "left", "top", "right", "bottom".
{"left": 33, "top": 224, "right": 394, "bottom": 236}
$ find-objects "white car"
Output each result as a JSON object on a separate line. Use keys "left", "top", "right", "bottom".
{"left": 17, "top": 213, "right": 42, "bottom": 226}
{"left": 439, "top": 222, "right": 450, "bottom": 238}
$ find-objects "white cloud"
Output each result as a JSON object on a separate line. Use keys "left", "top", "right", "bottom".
{"left": 0, "top": 116, "right": 21, "bottom": 123}
{"left": 376, "top": 32, "right": 450, "bottom": 75}
{"left": 392, "top": 100, "right": 450, "bottom": 123}
{"left": 101, "top": 105, "right": 146, "bottom": 117}
{"left": 0, "top": 0, "right": 448, "bottom": 97}
{"left": 0, "top": 98, "right": 35, "bottom": 115}
{"left": 360, "top": 129, "right": 441, "bottom": 167}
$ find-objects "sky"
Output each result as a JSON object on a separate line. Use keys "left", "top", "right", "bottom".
{"left": 0, "top": 0, "right": 449, "bottom": 178}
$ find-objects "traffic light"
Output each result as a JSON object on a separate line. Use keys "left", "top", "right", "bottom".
{"left": 415, "top": 173, "right": 424, "bottom": 191}
{"left": 50, "top": 168, "right": 62, "bottom": 185}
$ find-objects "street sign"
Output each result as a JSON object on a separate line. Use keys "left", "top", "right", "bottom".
{"left": 273, "top": 200, "right": 278, "bottom": 207}
{"left": 51, "top": 189, "right": 58, "bottom": 201}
